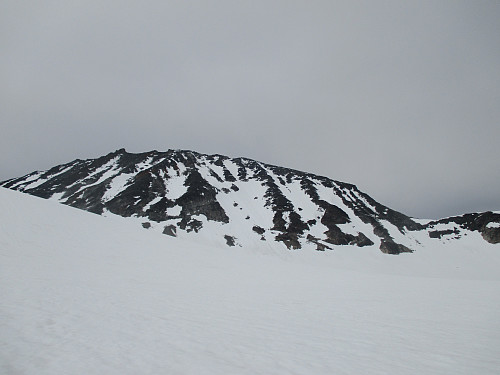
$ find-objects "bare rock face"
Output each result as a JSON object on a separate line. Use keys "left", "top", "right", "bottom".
{"left": 306, "top": 234, "right": 331, "bottom": 251}
{"left": 275, "top": 232, "right": 301, "bottom": 250}
{"left": 481, "top": 221, "right": 500, "bottom": 244}
{"left": 351, "top": 233, "right": 374, "bottom": 247}
{"left": 176, "top": 169, "right": 229, "bottom": 224}
{"left": 429, "top": 229, "right": 459, "bottom": 239}
{"left": 379, "top": 241, "right": 413, "bottom": 255}
{"left": 1, "top": 148, "right": 498, "bottom": 253}
{"left": 482, "top": 229, "right": 500, "bottom": 244}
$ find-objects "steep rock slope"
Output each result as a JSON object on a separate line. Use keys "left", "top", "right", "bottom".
{"left": 1, "top": 148, "right": 499, "bottom": 252}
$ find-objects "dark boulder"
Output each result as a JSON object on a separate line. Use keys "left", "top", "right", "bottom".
{"left": 224, "top": 235, "right": 237, "bottom": 247}
{"left": 162, "top": 224, "right": 177, "bottom": 237}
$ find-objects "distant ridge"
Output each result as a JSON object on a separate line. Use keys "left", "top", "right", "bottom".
{"left": 2, "top": 148, "right": 499, "bottom": 252}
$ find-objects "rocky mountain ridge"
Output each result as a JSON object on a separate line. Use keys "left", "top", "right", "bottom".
{"left": 2, "top": 148, "right": 499, "bottom": 253}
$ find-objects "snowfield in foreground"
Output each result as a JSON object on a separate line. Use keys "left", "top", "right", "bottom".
{"left": 1, "top": 188, "right": 500, "bottom": 374}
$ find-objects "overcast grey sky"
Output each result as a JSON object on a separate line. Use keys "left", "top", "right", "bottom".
{"left": 1, "top": 0, "right": 499, "bottom": 219}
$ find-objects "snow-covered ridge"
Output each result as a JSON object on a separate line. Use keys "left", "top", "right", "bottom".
{"left": 1, "top": 148, "right": 499, "bottom": 252}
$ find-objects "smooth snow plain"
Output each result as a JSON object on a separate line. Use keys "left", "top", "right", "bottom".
{"left": 1, "top": 188, "right": 500, "bottom": 375}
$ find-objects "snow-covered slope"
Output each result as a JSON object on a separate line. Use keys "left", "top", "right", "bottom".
{"left": 1, "top": 148, "right": 499, "bottom": 253}
{"left": 1, "top": 187, "right": 500, "bottom": 374}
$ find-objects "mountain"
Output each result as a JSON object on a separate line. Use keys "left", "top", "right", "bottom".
{"left": 1, "top": 148, "right": 499, "bottom": 253}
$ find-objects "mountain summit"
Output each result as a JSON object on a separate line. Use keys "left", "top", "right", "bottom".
{"left": 1, "top": 148, "right": 499, "bottom": 253}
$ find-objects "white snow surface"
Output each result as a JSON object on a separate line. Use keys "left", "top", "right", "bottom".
{"left": 1, "top": 187, "right": 500, "bottom": 375}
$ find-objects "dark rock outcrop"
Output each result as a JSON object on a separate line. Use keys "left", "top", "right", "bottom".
{"left": 224, "top": 235, "right": 237, "bottom": 247}
{"left": 275, "top": 232, "right": 301, "bottom": 250}
{"left": 163, "top": 224, "right": 177, "bottom": 237}
{"left": 306, "top": 234, "right": 332, "bottom": 251}
{"left": 482, "top": 224, "right": 500, "bottom": 244}
{"left": 379, "top": 241, "right": 413, "bottom": 255}
{"left": 429, "top": 229, "right": 459, "bottom": 239}
{"left": 252, "top": 226, "right": 265, "bottom": 235}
